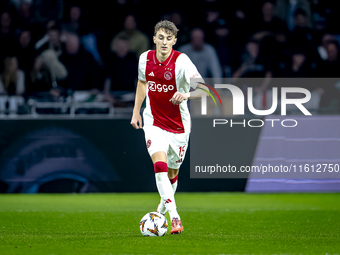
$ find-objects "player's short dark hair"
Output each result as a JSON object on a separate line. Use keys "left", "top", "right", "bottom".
{"left": 154, "top": 20, "right": 179, "bottom": 38}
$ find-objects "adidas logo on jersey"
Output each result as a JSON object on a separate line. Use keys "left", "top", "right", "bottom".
{"left": 148, "top": 72, "right": 155, "bottom": 76}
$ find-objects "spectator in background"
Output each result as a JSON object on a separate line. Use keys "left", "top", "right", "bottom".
{"left": 25, "top": 55, "right": 53, "bottom": 97}
{"left": 15, "top": 0, "right": 31, "bottom": 29}
{"left": 0, "top": 12, "right": 17, "bottom": 64}
{"left": 178, "top": 28, "right": 222, "bottom": 81}
{"left": 103, "top": 36, "right": 138, "bottom": 104}
{"left": 35, "top": 22, "right": 63, "bottom": 56}
{"left": 278, "top": 47, "right": 311, "bottom": 77}
{"left": 24, "top": 46, "right": 67, "bottom": 100}
{"left": 200, "top": 1, "right": 224, "bottom": 46}
{"left": 33, "top": 20, "right": 68, "bottom": 88}
{"left": 104, "top": 37, "right": 137, "bottom": 91}
{"left": 276, "top": 47, "right": 322, "bottom": 112}
{"left": 39, "top": 48, "right": 67, "bottom": 83}
{"left": 10, "top": 0, "right": 33, "bottom": 28}
{"left": 25, "top": 53, "right": 64, "bottom": 101}
{"left": 63, "top": 5, "right": 103, "bottom": 66}
{"left": 311, "top": 0, "right": 338, "bottom": 34}
{"left": 254, "top": 1, "right": 287, "bottom": 34}
{"left": 269, "top": 29, "right": 291, "bottom": 77}
{"left": 65, "top": 5, "right": 83, "bottom": 34}
{"left": 110, "top": 14, "right": 149, "bottom": 58}
{"left": 0, "top": 56, "right": 25, "bottom": 95}
{"left": 232, "top": 40, "right": 273, "bottom": 110}
{"left": 58, "top": 30, "right": 99, "bottom": 91}
{"left": 16, "top": 29, "right": 36, "bottom": 74}
{"left": 317, "top": 41, "right": 340, "bottom": 78}
{"left": 109, "top": 0, "right": 136, "bottom": 36}
{"left": 0, "top": 12, "right": 14, "bottom": 38}
{"left": 315, "top": 41, "right": 340, "bottom": 108}
{"left": 288, "top": 8, "right": 316, "bottom": 56}
{"left": 212, "top": 19, "right": 241, "bottom": 77}
{"left": 0, "top": 55, "right": 26, "bottom": 114}
{"left": 233, "top": 40, "right": 273, "bottom": 81}
{"left": 316, "top": 33, "right": 336, "bottom": 61}
{"left": 228, "top": 1, "right": 251, "bottom": 46}
{"left": 31, "top": 0, "right": 63, "bottom": 26}
{"left": 275, "top": 0, "right": 312, "bottom": 31}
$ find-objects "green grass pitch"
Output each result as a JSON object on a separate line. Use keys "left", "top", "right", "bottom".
{"left": 0, "top": 193, "right": 339, "bottom": 255}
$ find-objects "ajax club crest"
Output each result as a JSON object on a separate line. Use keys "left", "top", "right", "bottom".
{"left": 164, "top": 71, "right": 172, "bottom": 80}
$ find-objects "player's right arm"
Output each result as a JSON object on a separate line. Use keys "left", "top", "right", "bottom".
{"left": 131, "top": 51, "right": 149, "bottom": 129}
{"left": 131, "top": 79, "right": 147, "bottom": 129}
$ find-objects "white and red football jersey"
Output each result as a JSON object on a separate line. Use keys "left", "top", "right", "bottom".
{"left": 138, "top": 49, "right": 202, "bottom": 134}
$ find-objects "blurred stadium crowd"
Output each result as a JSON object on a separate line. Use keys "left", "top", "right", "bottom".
{"left": 0, "top": 0, "right": 340, "bottom": 115}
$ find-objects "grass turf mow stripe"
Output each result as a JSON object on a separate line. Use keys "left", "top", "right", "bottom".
{"left": 0, "top": 193, "right": 339, "bottom": 255}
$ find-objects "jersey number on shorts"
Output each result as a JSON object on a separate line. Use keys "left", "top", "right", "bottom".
{"left": 179, "top": 145, "right": 186, "bottom": 158}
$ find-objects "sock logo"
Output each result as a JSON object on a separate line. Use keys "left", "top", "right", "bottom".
{"left": 164, "top": 198, "right": 172, "bottom": 204}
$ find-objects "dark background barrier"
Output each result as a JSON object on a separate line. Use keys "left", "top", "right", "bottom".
{"left": 0, "top": 118, "right": 257, "bottom": 193}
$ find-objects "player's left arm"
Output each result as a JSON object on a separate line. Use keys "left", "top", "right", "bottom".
{"left": 169, "top": 54, "right": 209, "bottom": 105}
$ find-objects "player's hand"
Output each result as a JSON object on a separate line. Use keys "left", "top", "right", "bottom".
{"left": 131, "top": 112, "right": 143, "bottom": 129}
{"left": 169, "top": 92, "right": 189, "bottom": 105}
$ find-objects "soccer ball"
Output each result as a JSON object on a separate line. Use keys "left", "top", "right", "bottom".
{"left": 139, "top": 212, "right": 168, "bottom": 236}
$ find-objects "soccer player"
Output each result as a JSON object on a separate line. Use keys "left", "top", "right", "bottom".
{"left": 131, "top": 20, "right": 209, "bottom": 234}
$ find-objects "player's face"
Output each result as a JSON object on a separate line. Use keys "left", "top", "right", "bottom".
{"left": 153, "top": 29, "right": 177, "bottom": 57}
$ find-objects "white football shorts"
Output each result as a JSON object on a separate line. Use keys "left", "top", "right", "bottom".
{"left": 143, "top": 125, "right": 190, "bottom": 169}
